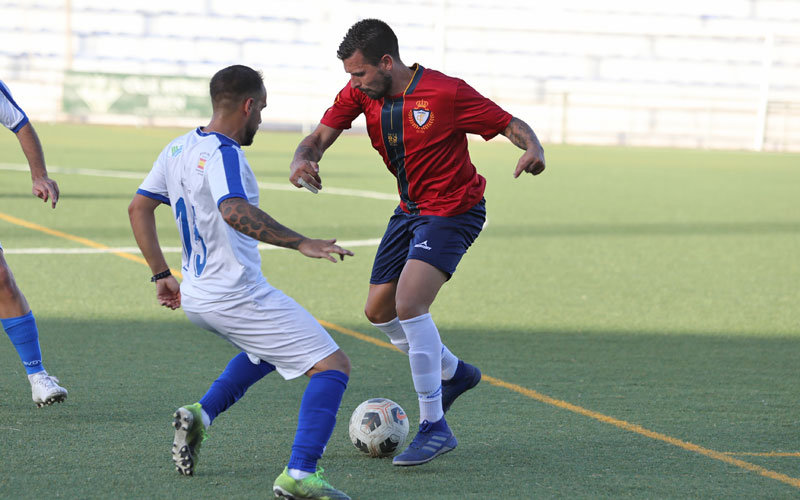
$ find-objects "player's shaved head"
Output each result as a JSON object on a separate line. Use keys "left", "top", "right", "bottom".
{"left": 337, "top": 19, "right": 400, "bottom": 65}
{"left": 209, "top": 65, "right": 264, "bottom": 110}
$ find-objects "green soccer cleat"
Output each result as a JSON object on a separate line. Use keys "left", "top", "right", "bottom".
{"left": 171, "top": 403, "right": 207, "bottom": 476}
{"left": 273, "top": 466, "right": 351, "bottom": 500}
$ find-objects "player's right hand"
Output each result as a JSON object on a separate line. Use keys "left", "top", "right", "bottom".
{"left": 298, "top": 238, "right": 354, "bottom": 263}
{"left": 32, "top": 176, "right": 59, "bottom": 208}
{"left": 156, "top": 275, "right": 181, "bottom": 310}
{"left": 289, "top": 159, "right": 323, "bottom": 192}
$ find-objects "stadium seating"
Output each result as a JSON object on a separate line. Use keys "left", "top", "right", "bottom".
{"left": 1, "top": 0, "right": 797, "bottom": 150}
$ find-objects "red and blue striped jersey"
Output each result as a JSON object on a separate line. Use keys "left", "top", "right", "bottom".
{"left": 321, "top": 64, "right": 512, "bottom": 216}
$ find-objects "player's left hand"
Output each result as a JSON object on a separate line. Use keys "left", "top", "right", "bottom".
{"left": 32, "top": 176, "right": 60, "bottom": 208}
{"left": 513, "top": 148, "right": 546, "bottom": 178}
{"left": 156, "top": 275, "right": 181, "bottom": 310}
{"left": 298, "top": 238, "right": 354, "bottom": 263}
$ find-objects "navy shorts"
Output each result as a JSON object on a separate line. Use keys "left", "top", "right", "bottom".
{"left": 370, "top": 199, "right": 486, "bottom": 284}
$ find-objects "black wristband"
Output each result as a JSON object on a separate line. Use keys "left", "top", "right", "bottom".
{"left": 150, "top": 269, "right": 172, "bottom": 282}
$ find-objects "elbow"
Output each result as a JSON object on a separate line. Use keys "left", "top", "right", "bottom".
{"left": 127, "top": 199, "right": 137, "bottom": 221}
{"left": 217, "top": 199, "right": 237, "bottom": 228}
{"left": 128, "top": 195, "right": 150, "bottom": 225}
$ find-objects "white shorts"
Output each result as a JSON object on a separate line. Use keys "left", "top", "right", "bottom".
{"left": 184, "top": 285, "right": 340, "bottom": 380}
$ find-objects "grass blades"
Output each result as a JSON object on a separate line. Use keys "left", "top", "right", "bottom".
{"left": 0, "top": 124, "right": 799, "bottom": 499}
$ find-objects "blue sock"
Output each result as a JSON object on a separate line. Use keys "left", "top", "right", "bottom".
{"left": 199, "top": 352, "right": 275, "bottom": 424}
{"left": 288, "top": 370, "right": 349, "bottom": 473}
{"left": 2, "top": 311, "right": 44, "bottom": 375}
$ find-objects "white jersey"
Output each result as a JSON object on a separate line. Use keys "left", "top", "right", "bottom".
{"left": 1, "top": 80, "right": 29, "bottom": 250}
{"left": 0, "top": 80, "right": 29, "bottom": 132}
{"left": 138, "top": 127, "right": 268, "bottom": 312}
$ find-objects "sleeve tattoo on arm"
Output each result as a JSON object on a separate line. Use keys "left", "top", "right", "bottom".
{"left": 295, "top": 144, "right": 317, "bottom": 161}
{"left": 505, "top": 117, "right": 538, "bottom": 150}
{"left": 221, "top": 200, "right": 304, "bottom": 250}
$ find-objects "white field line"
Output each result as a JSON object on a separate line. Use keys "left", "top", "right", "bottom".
{"left": 0, "top": 163, "right": 144, "bottom": 180}
{"left": 1, "top": 162, "right": 488, "bottom": 245}
{"left": 0, "top": 163, "right": 398, "bottom": 201}
{"left": 3, "top": 238, "right": 382, "bottom": 255}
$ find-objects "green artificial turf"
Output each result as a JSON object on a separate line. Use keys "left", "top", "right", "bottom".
{"left": 0, "top": 124, "right": 798, "bottom": 499}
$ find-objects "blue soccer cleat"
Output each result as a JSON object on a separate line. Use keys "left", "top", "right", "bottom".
{"left": 441, "top": 360, "right": 481, "bottom": 414}
{"left": 392, "top": 418, "right": 457, "bottom": 466}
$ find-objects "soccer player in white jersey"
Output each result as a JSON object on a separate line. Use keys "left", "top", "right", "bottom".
{"left": 0, "top": 80, "right": 68, "bottom": 407}
{"left": 128, "top": 65, "right": 353, "bottom": 500}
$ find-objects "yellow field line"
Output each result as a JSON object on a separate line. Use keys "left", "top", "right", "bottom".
{"left": 478, "top": 375, "right": 800, "bottom": 489}
{"left": 3, "top": 211, "right": 800, "bottom": 491}
{"left": 0, "top": 212, "right": 181, "bottom": 275}
{"left": 321, "top": 326, "right": 800, "bottom": 490}
{"left": 317, "top": 320, "right": 401, "bottom": 352}
{"left": 723, "top": 452, "right": 800, "bottom": 458}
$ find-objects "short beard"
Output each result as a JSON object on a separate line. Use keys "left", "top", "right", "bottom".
{"left": 241, "top": 124, "right": 258, "bottom": 146}
{"left": 362, "top": 71, "right": 393, "bottom": 100}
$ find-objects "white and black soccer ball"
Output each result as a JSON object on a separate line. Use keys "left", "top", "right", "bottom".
{"left": 348, "top": 398, "right": 410, "bottom": 458}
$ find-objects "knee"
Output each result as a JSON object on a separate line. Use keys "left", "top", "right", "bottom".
{"left": 329, "top": 349, "right": 351, "bottom": 376}
{"left": 394, "top": 296, "right": 426, "bottom": 321}
{"left": 335, "top": 351, "right": 351, "bottom": 376}
{"left": 310, "top": 349, "right": 351, "bottom": 377}
{"left": 364, "top": 303, "right": 395, "bottom": 325}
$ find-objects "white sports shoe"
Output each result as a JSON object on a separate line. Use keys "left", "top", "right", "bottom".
{"left": 29, "top": 371, "right": 68, "bottom": 407}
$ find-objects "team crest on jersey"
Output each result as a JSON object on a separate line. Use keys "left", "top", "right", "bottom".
{"left": 197, "top": 153, "right": 208, "bottom": 172}
{"left": 409, "top": 99, "right": 434, "bottom": 132}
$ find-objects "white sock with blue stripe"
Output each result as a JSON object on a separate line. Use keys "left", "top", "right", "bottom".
{"left": 400, "top": 313, "right": 444, "bottom": 423}
{"left": 372, "top": 317, "right": 409, "bottom": 353}
{"left": 373, "top": 317, "right": 459, "bottom": 381}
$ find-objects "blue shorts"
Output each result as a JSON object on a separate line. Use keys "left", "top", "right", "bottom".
{"left": 370, "top": 199, "right": 486, "bottom": 284}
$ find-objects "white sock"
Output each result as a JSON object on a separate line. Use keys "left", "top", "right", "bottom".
{"left": 371, "top": 317, "right": 409, "bottom": 353}
{"left": 373, "top": 317, "right": 459, "bottom": 380}
{"left": 440, "top": 345, "right": 459, "bottom": 381}
{"left": 288, "top": 468, "right": 312, "bottom": 480}
{"left": 400, "top": 313, "right": 444, "bottom": 423}
{"left": 201, "top": 409, "right": 211, "bottom": 429}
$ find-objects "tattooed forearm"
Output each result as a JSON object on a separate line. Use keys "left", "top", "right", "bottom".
{"left": 294, "top": 143, "right": 320, "bottom": 162}
{"left": 220, "top": 198, "right": 305, "bottom": 249}
{"left": 503, "top": 117, "right": 542, "bottom": 151}
{"left": 293, "top": 131, "right": 328, "bottom": 163}
{"left": 293, "top": 126, "right": 342, "bottom": 163}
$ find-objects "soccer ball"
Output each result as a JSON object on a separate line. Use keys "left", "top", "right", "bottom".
{"left": 348, "top": 398, "right": 409, "bottom": 458}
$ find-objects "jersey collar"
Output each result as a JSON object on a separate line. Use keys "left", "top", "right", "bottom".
{"left": 388, "top": 64, "right": 424, "bottom": 99}
{"left": 195, "top": 127, "right": 240, "bottom": 147}
{"left": 402, "top": 64, "right": 424, "bottom": 95}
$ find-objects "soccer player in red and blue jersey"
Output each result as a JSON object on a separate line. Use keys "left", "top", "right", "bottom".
{"left": 290, "top": 19, "right": 546, "bottom": 467}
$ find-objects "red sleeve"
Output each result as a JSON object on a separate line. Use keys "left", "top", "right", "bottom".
{"left": 453, "top": 80, "right": 513, "bottom": 140}
{"left": 320, "top": 84, "right": 364, "bottom": 130}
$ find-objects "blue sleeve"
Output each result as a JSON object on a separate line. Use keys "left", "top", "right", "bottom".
{"left": 208, "top": 145, "right": 248, "bottom": 207}
{"left": 136, "top": 188, "right": 171, "bottom": 206}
